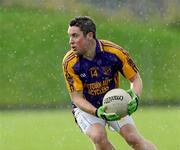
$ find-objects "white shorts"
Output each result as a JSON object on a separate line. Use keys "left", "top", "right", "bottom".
{"left": 73, "top": 108, "right": 135, "bottom": 134}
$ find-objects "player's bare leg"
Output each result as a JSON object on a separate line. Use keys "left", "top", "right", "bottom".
{"left": 86, "top": 123, "right": 116, "bottom": 150}
{"left": 120, "top": 124, "right": 157, "bottom": 150}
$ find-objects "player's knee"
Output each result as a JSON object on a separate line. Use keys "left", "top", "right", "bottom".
{"left": 90, "top": 132, "right": 107, "bottom": 144}
{"left": 125, "top": 134, "right": 157, "bottom": 150}
{"left": 125, "top": 133, "right": 144, "bottom": 147}
{"left": 144, "top": 140, "right": 158, "bottom": 150}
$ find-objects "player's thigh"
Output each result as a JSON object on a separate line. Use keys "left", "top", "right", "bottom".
{"left": 73, "top": 108, "right": 106, "bottom": 134}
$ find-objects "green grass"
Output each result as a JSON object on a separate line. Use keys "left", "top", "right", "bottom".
{"left": 0, "top": 107, "right": 180, "bottom": 150}
{"left": 0, "top": 7, "right": 180, "bottom": 107}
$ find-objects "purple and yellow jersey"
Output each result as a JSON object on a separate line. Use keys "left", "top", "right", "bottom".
{"left": 62, "top": 39, "right": 138, "bottom": 108}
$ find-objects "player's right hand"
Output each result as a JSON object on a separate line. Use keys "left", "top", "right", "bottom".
{"left": 95, "top": 106, "right": 120, "bottom": 121}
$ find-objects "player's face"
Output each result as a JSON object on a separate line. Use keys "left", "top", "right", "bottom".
{"left": 68, "top": 26, "right": 89, "bottom": 55}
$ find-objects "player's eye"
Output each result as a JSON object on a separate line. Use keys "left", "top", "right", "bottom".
{"left": 72, "top": 33, "right": 79, "bottom": 38}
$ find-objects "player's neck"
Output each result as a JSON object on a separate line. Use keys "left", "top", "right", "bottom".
{"left": 83, "top": 39, "right": 96, "bottom": 60}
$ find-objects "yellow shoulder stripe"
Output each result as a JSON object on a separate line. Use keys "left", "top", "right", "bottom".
{"left": 62, "top": 49, "right": 75, "bottom": 64}
{"left": 102, "top": 44, "right": 126, "bottom": 64}
{"left": 100, "top": 40, "right": 124, "bottom": 50}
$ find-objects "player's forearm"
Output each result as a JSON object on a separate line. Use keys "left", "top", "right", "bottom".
{"left": 74, "top": 98, "right": 97, "bottom": 115}
{"left": 130, "top": 73, "right": 143, "bottom": 97}
{"left": 70, "top": 91, "right": 97, "bottom": 115}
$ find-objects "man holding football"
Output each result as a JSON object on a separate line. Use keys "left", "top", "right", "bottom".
{"left": 62, "top": 16, "right": 157, "bottom": 150}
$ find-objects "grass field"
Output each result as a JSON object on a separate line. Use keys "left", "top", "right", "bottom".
{"left": 0, "top": 107, "right": 180, "bottom": 150}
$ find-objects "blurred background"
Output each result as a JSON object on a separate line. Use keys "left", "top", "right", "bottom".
{"left": 0, "top": 0, "right": 180, "bottom": 109}
{"left": 0, "top": 0, "right": 180, "bottom": 149}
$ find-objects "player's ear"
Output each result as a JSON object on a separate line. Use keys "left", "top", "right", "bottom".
{"left": 87, "top": 32, "right": 93, "bottom": 40}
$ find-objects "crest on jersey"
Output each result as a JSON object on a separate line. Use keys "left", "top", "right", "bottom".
{"left": 102, "top": 66, "right": 111, "bottom": 76}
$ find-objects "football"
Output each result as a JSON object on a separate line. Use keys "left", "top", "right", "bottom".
{"left": 103, "top": 88, "right": 131, "bottom": 117}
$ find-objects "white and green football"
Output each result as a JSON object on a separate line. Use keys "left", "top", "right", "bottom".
{"left": 103, "top": 88, "right": 131, "bottom": 117}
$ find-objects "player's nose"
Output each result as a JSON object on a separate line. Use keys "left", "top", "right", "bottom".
{"left": 69, "top": 37, "right": 74, "bottom": 45}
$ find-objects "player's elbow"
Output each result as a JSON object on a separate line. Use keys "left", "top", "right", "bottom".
{"left": 130, "top": 73, "right": 143, "bottom": 97}
{"left": 70, "top": 91, "right": 84, "bottom": 106}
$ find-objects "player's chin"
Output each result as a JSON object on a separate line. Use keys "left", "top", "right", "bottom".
{"left": 73, "top": 49, "right": 81, "bottom": 55}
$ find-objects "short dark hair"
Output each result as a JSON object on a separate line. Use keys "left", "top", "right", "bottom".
{"left": 69, "top": 16, "right": 96, "bottom": 39}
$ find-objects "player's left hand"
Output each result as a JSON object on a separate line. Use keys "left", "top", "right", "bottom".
{"left": 127, "top": 89, "right": 139, "bottom": 115}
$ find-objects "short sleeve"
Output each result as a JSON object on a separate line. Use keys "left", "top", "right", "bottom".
{"left": 121, "top": 50, "right": 139, "bottom": 80}
{"left": 62, "top": 56, "right": 83, "bottom": 93}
